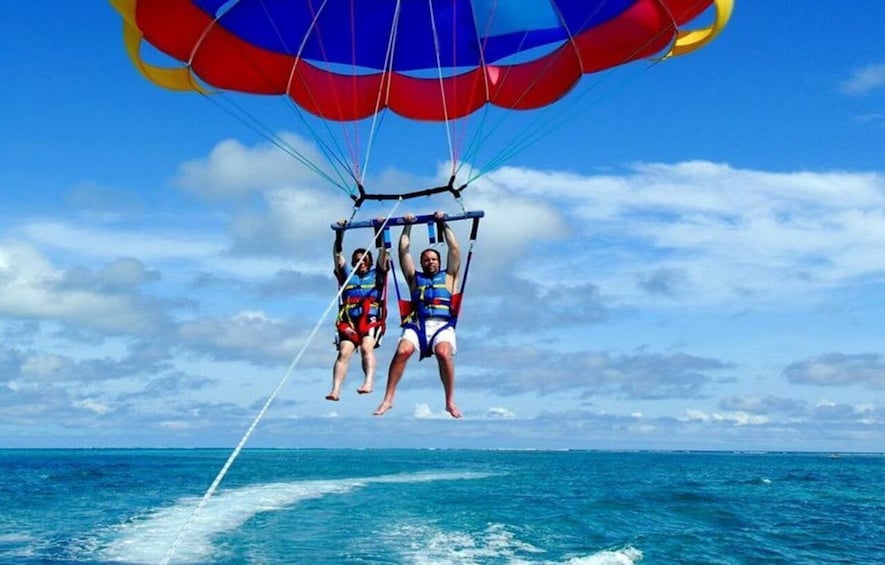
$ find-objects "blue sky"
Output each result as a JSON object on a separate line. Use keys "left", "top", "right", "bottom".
{"left": 1, "top": 3, "right": 883, "bottom": 451}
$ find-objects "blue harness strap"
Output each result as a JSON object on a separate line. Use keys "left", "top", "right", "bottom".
{"left": 401, "top": 318, "right": 455, "bottom": 360}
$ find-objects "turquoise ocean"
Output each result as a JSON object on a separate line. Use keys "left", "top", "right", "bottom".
{"left": 1, "top": 449, "right": 882, "bottom": 564}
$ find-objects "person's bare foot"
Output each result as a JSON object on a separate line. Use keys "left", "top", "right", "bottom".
{"left": 446, "top": 403, "right": 462, "bottom": 418}
{"left": 356, "top": 382, "right": 373, "bottom": 394}
{"left": 325, "top": 393, "right": 340, "bottom": 401}
{"left": 373, "top": 401, "right": 393, "bottom": 416}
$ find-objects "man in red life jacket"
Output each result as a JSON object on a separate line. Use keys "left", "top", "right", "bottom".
{"left": 374, "top": 211, "right": 462, "bottom": 418}
{"left": 327, "top": 224, "right": 389, "bottom": 401}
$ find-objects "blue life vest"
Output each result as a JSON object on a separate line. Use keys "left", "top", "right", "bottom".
{"left": 340, "top": 268, "right": 382, "bottom": 319}
{"left": 412, "top": 271, "right": 452, "bottom": 320}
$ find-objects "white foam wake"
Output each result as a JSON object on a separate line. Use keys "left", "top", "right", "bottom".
{"left": 385, "top": 521, "right": 643, "bottom": 565}
{"left": 98, "top": 471, "right": 489, "bottom": 564}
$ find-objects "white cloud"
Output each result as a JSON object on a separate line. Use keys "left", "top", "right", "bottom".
{"left": 21, "top": 220, "right": 300, "bottom": 282}
{"left": 681, "top": 409, "right": 768, "bottom": 426}
{"left": 177, "top": 310, "right": 304, "bottom": 363}
{"left": 22, "top": 221, "right": 223, "bottom": 262}
{"left": 229, "top": 186, "right": 349, "bottom": 256}
{"left": 167, "top": 141, "right": 885, "bottom": 310}
{"left": 501, "top": 162, "right": 885, "bottom": 305}
{"left": 0, "top": 241, "right": 163, "bottom": 333}
{"left": 784, "top": 353, "right": 885, "bottom": 389}
{"left": 840, "top": 63, "right": 885, "bottom": 95}
{"left": 174, "top": 134, "right": 332, "bottom": 199}
{"left": 412, "top": 403, "right": 452, "bottom": 419}
{"left": 485, "top": 406, "right": 517, "bottom": 419}
{"left": 20, "top": 353, "right": 66, "bottom": 378}
{"left": 3, "top": 141, "right": 884, "bottom": 449}
{"left": 75, "top": 398, "right": 114, "bottom": 415}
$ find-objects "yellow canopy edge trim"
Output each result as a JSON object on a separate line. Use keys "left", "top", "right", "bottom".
{"left": 109, "top": 0, "right": 206, "bottom": 93}
{"left": 665, "top": 0, "right": 734, "bottom": 59}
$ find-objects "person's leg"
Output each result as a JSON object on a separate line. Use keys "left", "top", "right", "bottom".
{"left": 327, "top": 340, "right": 356, "bottom": 401}
{"left": 374, "top": 338, "right": 415, "bottom": 415}
{"left": 357, "top": 334, "right": 378, "bottom": 393}
{"left": 434, "top": 342, "right": 461, "bottom": 418}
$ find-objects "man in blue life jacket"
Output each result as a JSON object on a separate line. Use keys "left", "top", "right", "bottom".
{"left": 327, "top": 223, "right": 389, "bottom": 401}
{"left": 374, "top": 211, "right": 462, "bottom": 418}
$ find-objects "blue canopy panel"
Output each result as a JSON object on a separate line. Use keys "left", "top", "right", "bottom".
{"left": 191, "top": 0, "right": 634, "bottom": 71}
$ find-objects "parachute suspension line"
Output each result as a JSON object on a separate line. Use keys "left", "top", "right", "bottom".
{"left": 454, "top": 0, "right": 562, "bottom": 184}
{"left": 161, "top": 199, "right": 403, "bottom": 565}
{"left": 343, "top": 0, "right": 365, "bottom": 182}
{"left": 276, "top": 0, "right": 367, "bottom": 198}
{"left": 451, "top": 0, "right": 500, "bottom": 187}
{"left": 274, "top": 95, "right": 361, "bottom": 193}
{"left": 175, "top": 0, "right": 357, "bottom": 197}
{"left": 340, "top": 1, "right": 468, "bottom": 210}
{"left": 463, "top": 65, "right": 633, "bottom": 185}
{"left": 460, "top": 0, "right": 590, "bottom": 182}
{"left": 427, "top": 0, "right": 457, "bottom": 175}
{"left": 463, "top": 0, "right": 705, "bottom": 186}
{"left": 199, "top": 93, "right": 352, "bottom": 194}
{"left": 445, "top": 1, "right": 471, "bottom": 171}
{"left": 231, "top": 0, "right": 368, "bottom": 198}
{"left": 477, "top": 39, "right": 680, "bottom": 174}
{"left": 452, "top": 101, "right": 491, "bottom": 185}
{"left": 264, "top": 0, "right": 359, "bottom": 188}
{"left": 359, "top": 0, "right": 404, "bottom": 188}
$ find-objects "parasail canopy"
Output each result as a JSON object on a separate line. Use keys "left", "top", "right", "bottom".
{"left": 111, "top": 0, "right": 733, "bottom": 204}
{"left": 112, "top": 0, "right": 733, "bottom": 121}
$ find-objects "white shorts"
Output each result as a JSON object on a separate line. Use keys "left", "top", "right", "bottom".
{"left": 401, "top": 319, "right": 457, "bottom": 355}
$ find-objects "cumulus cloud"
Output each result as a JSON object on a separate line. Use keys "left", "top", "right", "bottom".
{"left": 637, "top": 267, "right": 687, "bottom": 296}
{"left": 4, "top": 144, "right": 884, "bottom": 449}
{"left": 22, "top": 221, "right": 223, "bottom": 262}
{"left": 167, "top": 140, "right": 885, "bottom": 311}
{"left": 177, "top": 310, "right": 306, "bottom": 364}
{"left": 2, "top": 340, "right": 175, "bottom": 386}
{"left": 840, "top": 63, "right": 885, "bottom": 95}
{"left": 75, "top": 397, "right": 114, "bottom": 415}
{"left": 465, "top": 273, "right": 607, "bottom": 335}
{"left": 811, "top": 400, "right": 880, "bottom": 424}
{"left": 459, "top": 345, "right": 730, "bottom": 400}
{"left": 257, "top": 268, "right": 332, "bottom": 298}
{"left": 485, "top": 406, "right": 517, "bottom": 419}
{"left": 460, "top": 170, "right": 569, "bottom": 266}
{"left": 0, "top": 241, "right": 166, "bottom": 334}
{"left": 20, "top": 352, "right": 67, "bottom": 378}
{"left": 719, "top": 395, "right": 807, "bottom": 416}
{"left": 173, "top": 134, "right": 331, "bottom": 200}
{"left": 497, "top": 161, "right": 885, "bottom": 306}
{"left": 228, "top": 186, "right": 348, "bottom": 257}
{"left": 783, "top": 353, "right": 885, "bottom": 389}
{"left": 680, "top": 409, "right": 768, "bottom": 426}
{"left": 61, "top": 257, "right": 160, "bottom": 292}
{"left": 413, "top": 403, "right": 449, "bottom": 419}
